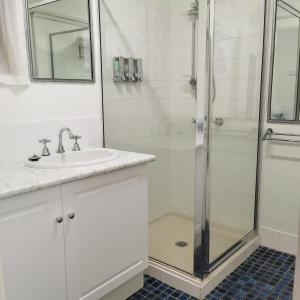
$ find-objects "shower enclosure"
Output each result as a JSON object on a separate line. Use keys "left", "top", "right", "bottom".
{"left": 100, "top": 0, "right": 265, "bottom": 279}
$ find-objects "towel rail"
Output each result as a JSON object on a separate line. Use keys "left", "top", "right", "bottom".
{"left": 263, "top": 128, "right": 300, "bottom": 143}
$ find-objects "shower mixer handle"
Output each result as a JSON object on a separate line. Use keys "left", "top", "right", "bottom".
{"left": 212, "top": 117, "right": 224, "bottom": 127}
{"left": 190, "top": 77, "right": 197, "bottom": 87}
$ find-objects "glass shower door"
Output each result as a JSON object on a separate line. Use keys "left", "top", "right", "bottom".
{"left": 100, "top": 0, "right": 197, "bottom": 274}
{"left": 207, "top": 0, "right": 265, "bottom": 266}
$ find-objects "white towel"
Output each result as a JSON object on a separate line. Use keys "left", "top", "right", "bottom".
{"left": 0, "top": 0, "right": 30, "bottom": 85}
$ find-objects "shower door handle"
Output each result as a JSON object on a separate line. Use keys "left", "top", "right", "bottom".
{"left": 212, "top": 117, "right": 224, "bottom": 127}
{"left": 212, "top": 76, "right": 216, "bottom": 102}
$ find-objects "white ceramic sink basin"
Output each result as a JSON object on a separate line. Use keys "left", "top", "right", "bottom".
{"left": 25, "top": 148, "right": 119, "bottom": 169}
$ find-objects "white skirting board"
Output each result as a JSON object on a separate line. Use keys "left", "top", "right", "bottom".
{"left": 259, "top": 226, "right": 298, "bottom": 255}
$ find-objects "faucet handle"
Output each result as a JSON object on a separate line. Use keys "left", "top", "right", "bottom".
{"left": 39, "top": 138, "right": 51, "bottom": 156}
{"left": 39, "top": 138, "right": 51, "bottom": 144}
{"left": 72, "top": 135, "right": 81, "bottom": 152}
{"left": 72, "top": 135, "right": 81, "bottom": 141}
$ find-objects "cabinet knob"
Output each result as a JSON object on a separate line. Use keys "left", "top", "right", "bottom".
{"left": 68, "top": 213, "right": 75, "bottom": 220}
{"left": 56, "top": 216, "right": 63, "bottom": 223}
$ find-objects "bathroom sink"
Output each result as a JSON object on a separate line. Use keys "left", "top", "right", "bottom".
{"left": 25, "top": 148, "right": 119, "bottom": 169}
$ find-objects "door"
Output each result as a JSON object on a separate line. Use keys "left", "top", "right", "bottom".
{"left": 206, "top": 0, "right": 265, "bottom": 268}
{"left": 0, "top": 187, "right": 67, "bottom": 300}
{"left": 62, "top": 167, "right": 148, "bottom": 300}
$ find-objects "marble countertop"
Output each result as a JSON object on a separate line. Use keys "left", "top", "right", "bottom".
{"left": 0, "top": 150, "right": 155, "bottom": 200}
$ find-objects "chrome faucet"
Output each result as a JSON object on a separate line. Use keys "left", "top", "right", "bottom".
{"left": 57, "top": 127, "right": 75, "bottom": 154}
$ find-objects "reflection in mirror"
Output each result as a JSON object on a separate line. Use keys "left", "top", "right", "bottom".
{"left": 269, "top": 0, "right": 300, "bottom": 121}
{"left": 27, "top": 0, "right": 94, "bottom": 81}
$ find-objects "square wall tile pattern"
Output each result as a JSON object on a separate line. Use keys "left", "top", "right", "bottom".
{"left": 128, "top": 247, "right": 295, "bottom": 299}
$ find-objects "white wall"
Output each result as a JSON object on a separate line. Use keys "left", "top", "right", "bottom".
{"left": 0, "top": 0, "right": 103, "bottom": 159}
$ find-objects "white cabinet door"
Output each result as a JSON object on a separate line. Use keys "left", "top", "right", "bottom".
{"left": 0, "top": 187, "right": 67, "bottom": 300}
{"left": 62, "top": 166, "right": 148, "bottom": 300}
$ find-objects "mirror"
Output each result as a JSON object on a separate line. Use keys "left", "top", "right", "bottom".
{"left": 26, "top": 0, "right": 94, "bottom": 82}
{"left": 268, "top": 0, "right": 300, "bottom": 122}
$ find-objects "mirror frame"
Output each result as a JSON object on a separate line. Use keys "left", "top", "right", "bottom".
{"left": 265, "top": 0, "right": 300, "bottom": 123}
{"left": 24, "top": 0, "right": 95, "bottom": 83}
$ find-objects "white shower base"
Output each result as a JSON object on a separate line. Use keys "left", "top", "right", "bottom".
{"left": 148, "top": 213, "right": 260, "bottom": 298}
{"left": 149, "top": 214, "right": 194, "bottom": 274}
{"left": 149, "top": 213, "right": 243, "bottom": 274}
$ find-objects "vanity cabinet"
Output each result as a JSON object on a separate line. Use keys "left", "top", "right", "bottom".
{"left": 0, "top": 165, "right": 148, "bottom": 300}
{"left": 62, "top": 166, "right": 148, "bottom": 300}
{"left": 0, "top": 187, "right": 67, "bottom": 300}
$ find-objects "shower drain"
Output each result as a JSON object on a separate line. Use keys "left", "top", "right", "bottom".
{"left": 175, "top": 241, "right": 188, "bottom": 247}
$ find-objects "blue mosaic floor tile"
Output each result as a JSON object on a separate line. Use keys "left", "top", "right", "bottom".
{"left": 128, "top": 247, "right": 295, "bottom": 299}
{"left": 127, "top": 274, "right": 198, "bottom": 300}
{"left": 204, "top": 247, "right": 295, "bottom": 300}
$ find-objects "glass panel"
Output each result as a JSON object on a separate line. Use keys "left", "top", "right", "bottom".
{"left": 270, "top": 5, "right": 300, "bottom": 121}
{"left": 27, "top": 0, "right": 93, "bottom": 81}
{"left": 209, "top": 0, "right": 264, "bottom": 264}
{"left": 101, "top": 0, "right": 197, "bottom": 274}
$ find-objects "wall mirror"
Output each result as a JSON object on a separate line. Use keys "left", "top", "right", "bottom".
{"left": 26, "top": 0, "right": 94, "bottom": 82}
{"left": 268, "top": 0, "right": 300, "bottom": 122}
